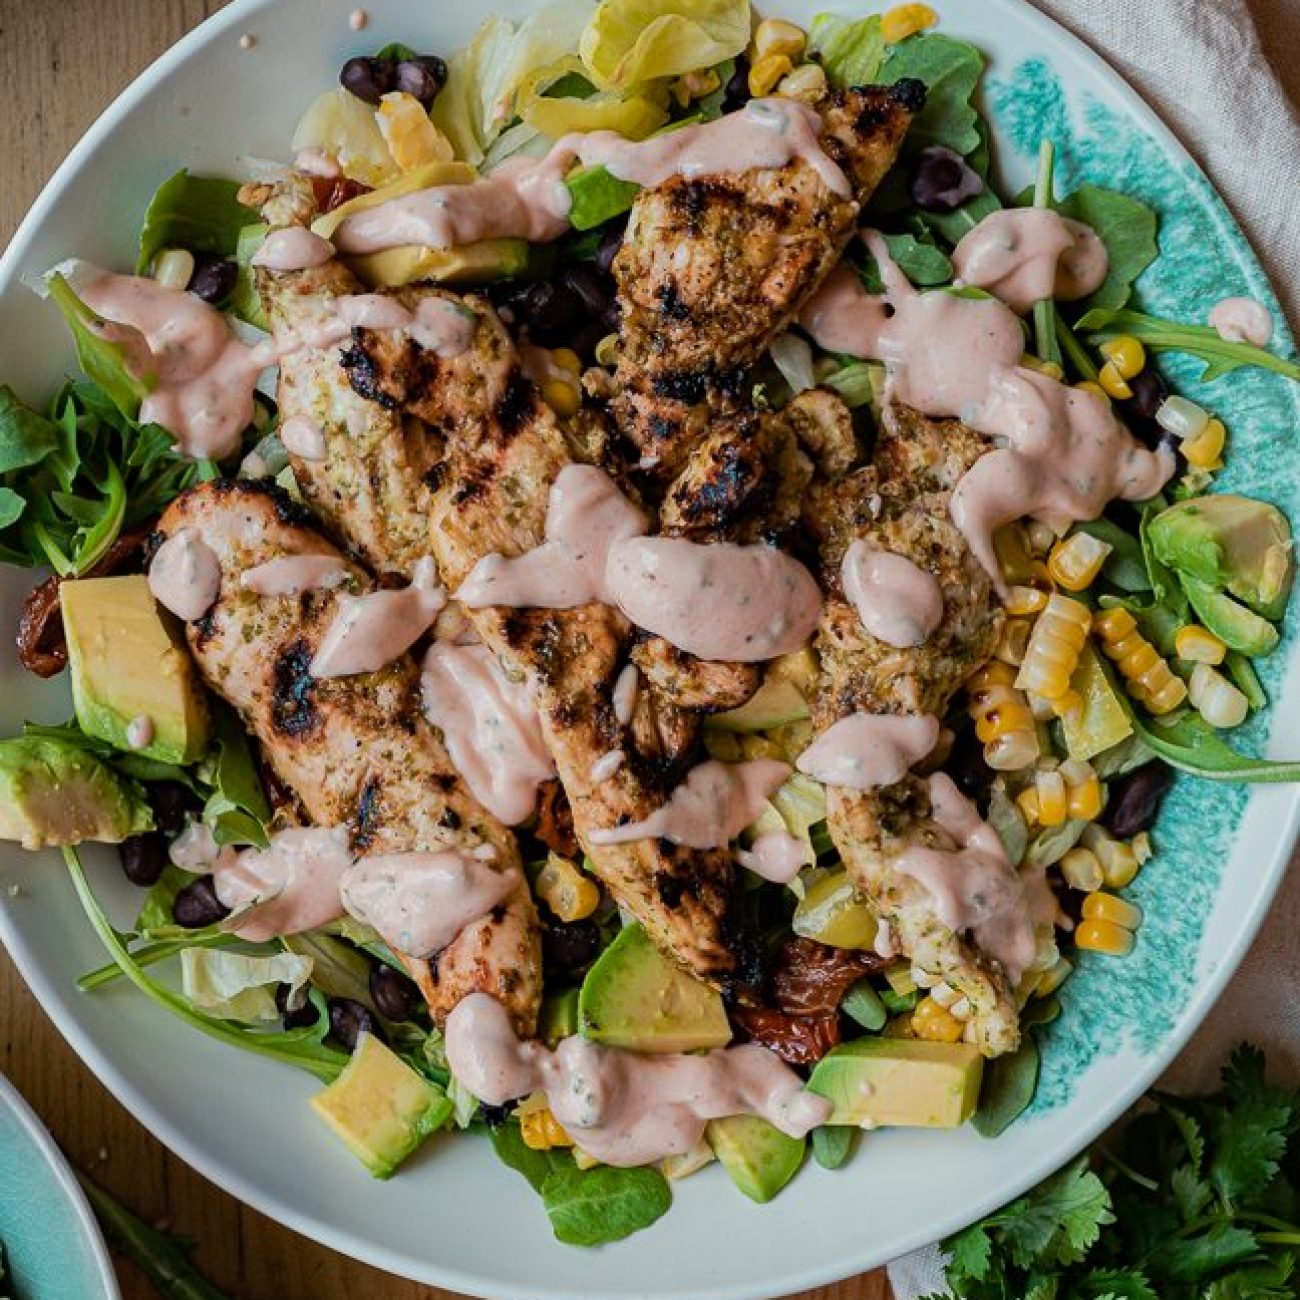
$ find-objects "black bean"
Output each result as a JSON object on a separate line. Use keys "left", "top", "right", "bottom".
{"left": 340, "top": 55, "right": 394, "bottom": 105}
{"left": 562, "top": 262, "right": 616, "bottom": 316}
{"left": 479, "top": 1101, "right": 512, "bottom": 1129}
{"left": 722, "top": 56, "right": 752, "bottom": 111}
{"left": 369, "top": 963, "right": 419, "bottom": 1021}
{"left": 593, "top": 217, "right": 628, "bottom": 275}
{"left": 150, "top": 782, "right": 196, "bottom": 837}
{"left": 1124, "top": 368, "right": 1168, "bottom": 422}
{"left": 542, "top": 918, "right": 601, "bottom": 974}
{"left": 910, "top": 145, "right": 985, "bottom": 213}
{"left": 118, "top": 833, "right": 167, "bottom": 888}
{"left": 277, "top": 984, "right": 320, "bottom": 1030}
{"left": 393, "top": 56, "right": 447, "bottom": 109}
{"left": 944, "top": 722, "right": 994, "bottom": 810}
{"left": 186, "top": 255, "right": 238, "bottom": 305}
{"left": 327, "top": 997, "right": 385, "bottom": 1052}
{"left": 1103, "top": 762, "right": 1174, "bottom": 839}
{"left": 172, "top": 875, "right": 231, "bottom": 929}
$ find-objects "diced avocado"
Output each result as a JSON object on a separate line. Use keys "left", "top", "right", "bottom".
{"left": 61, "top": 576, "right": 210, "bottom": 765}
{"left": 1180, "top": 575, "right": 1279, "bottom": 657}
{"left": 347, "top": 238, "right": 531, "bottom": 289}
{"left": 708, "top": 679, "right": 810, "bottom": 734}
{"left": 1147, "top": 495, "right": 1294, "bottom": 618}
{"left": 0, "top": 736, "right": 152, "bottom": 849}
{"left": 538, "top": 987, "right": 580, "bottom": 1045}
{"left": 579, "top": 923, "right": 731, "bottom": 1053}
{"left": 310, "top": 161, "right": 476, "bottom": 240}
{"left": 1061, "top": 644, "right": 1132, "bottom": 762}
{"left": 792, "top": 869, "right": 878, "bottom": 951}
{"left": 565, "top": 164, "right": 641, "bottom": 231}
{"left": 808, "top": 1038, "right": 984, "bottom": 1129}
{"left": 882, "top": 961, "right": 918, "bottom": 998}
{"left": 311, "top": 1032, "right": 451, "bottom": 1178}
{"left": 706, "top": 1116, "right": 806, "bottom": 1203}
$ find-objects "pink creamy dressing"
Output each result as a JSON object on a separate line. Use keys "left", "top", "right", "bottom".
{"left": 148, "top": 528, "right": 222, "bottom": 621}
{"left": 279, "top": 416, "right": 328, "bottom": 461}
{"left": 589, "top": 758, "right": 789, "bottom": 849}
{"left": 841, "top": 542, "right": 943, "bottom": 648}
{"left": 311, "top": 557, "right": 446, "bottom": 678}
{"left": 736, "top": 830, "right": 809, "bottom": 883}
{"left": 340, "top": 851, "right": 520, "bottom": 956}
{"left": 894, "top": 773, "right": 1046, "bottom": 983}
{"left": 170, "top": 823, "right": 235, "bottom": 873}
{"left": 332, "top": 98, "right": 848, "bottom": 255}
{"left": 445, "top": 992, "right": 830, "bottom": 1166}
{"left": 212, "top": 826, "right": 352, "bottom": 942}
{"left": 951, "top": 208, "right": 1109, "bottom": 314}
{"left": 251, "top": 227, "right": 336, "bottom": 271}
{"left": 800, "top": 233, "right": 1174, "bottom": 585}
{"left": 126, "top": 715, "right": 154, "bottom": 750}
{"left": 294, "top": 147, "right": 341, "bottom": 178}
{"left": 420, "top": 640, "right": 555, "bottom": 825}
{"left": 241, "top": 555, "right": 351, "bottom": 597}
{"left": 1209, "top": 296, "right": 1273, "bottom": 347}
{"left": 606, "top": 536, "right": 823, "bottom": 663}
{"left": 796, "top": 713, "right": 940, "bottom": 789}
{"left": 456, "top": 465, "right": 648, "bottom": 609}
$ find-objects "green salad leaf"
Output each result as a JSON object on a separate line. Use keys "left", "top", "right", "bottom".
{"left": 859, "top": 231, "right": 953, "bottom": 290}
{"left": 195, "top": 704, "right": 272, "bottom": 848}
{"left": 971, "top": 1036, "right": 1040, "bottom": 1138}
{"left": 807, "top": 12, "right": 885, "bottom": 87}
{"left": 879, "top": 32, "right": 985, "bottom": 156}
{"left": 180, "top": 947, "right": 313, "bottom": 1024}
{"left": 1128, "top": 708, "right": 1300, "bottom": 783}
{"left": 136, "top": 170, "right": 251, "bottom": 277}
{"left": 579, "top": 0, "right": 750, "bottom": 91}
{"left": 1055, "top": 185, "right": 1158, "bottom": 312}
{"left": 46, "top": 274, "right": 152, "bottom": 420}
{"left": 1078, "top": 308, "right": 1300, "bottom": 384}
{"left": 810, "top": 1122, "right": 859, "bottom": 1170}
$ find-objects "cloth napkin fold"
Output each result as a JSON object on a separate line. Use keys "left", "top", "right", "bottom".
{"left": 886, "top": 2, "right": 1300, "bottom": 1295}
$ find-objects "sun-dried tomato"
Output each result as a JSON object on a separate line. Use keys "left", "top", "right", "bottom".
{"left": 770, "top": 935, "right": 885, "bottom": 1017}
{"left": 533, "top": 780, "right": 579, "bottom": 859}
{"left": 731, "top": 1005, "right": 841, "bottom": 1065}
{"left": 313, "top": 175, "right": 370, "bottom": 213}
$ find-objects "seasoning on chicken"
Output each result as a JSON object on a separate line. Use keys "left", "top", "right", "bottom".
{"left": 155, "top": 479, "right": 542, "bottom": 1034}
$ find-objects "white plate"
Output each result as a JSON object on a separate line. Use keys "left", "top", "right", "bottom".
{"left": 1, "top": 1, "right": 1297, "bottom": 1297}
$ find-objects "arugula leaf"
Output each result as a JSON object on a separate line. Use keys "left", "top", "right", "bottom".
{"left": 46, "top": 274, "right": 152, "bottom": 419}
{"left": 807, "top": 13, "right": 884, "bottom": 88}
{"left": 136, "top": 170, "right": 250, "bottom": 276}
{"left": 1126, "top": 707, "right": 1300, "bottom": 783}
{"left": 859, "top": 232, "right": 953, "bottom": 290}
{"left": 0, "top": 385, "right": 60, "bottom": 474}
{"left": 1055, "top": 186, "right": 1158, "bottom": 312}
{"left": 540, "top": 1164, "right": 672, "bottom": 1247}
{"left": 879, "top": 33, "right": 985, "bottom": 156}
{"left": 1078, "top": 307, "right": 1300, "bottom": 384}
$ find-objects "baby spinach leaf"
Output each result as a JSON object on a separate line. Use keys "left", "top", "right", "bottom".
{"left": 880, "top": 33, "right": 985, "bottom": 156}
{"left": 1078, "top": 308, "right": 1300, "bottom": 384}
{"left": 972, "top": 1036, "right": 1040, "bottom": 1138}
{"left": 136, "top": 170, "right": 251, "bottom": 276}
{"left": 489, "top": 1121, "right": 570, "bottom": 1192}
{"left": 1075, "top": 518, "right": 1151, "bottom": 592}
{"left": 1055, "top": 185, "right": 1158, "bottom": 311}
{"left": 859, "top": 232, "right": 953, "bottom": 290}
{"left": 807, "top": 13, "right": 885, "bottom": 87}
{"left": 46, "top": 274, "right": 152, "bottom": 419}
{"left": 540, "top": 1164, "right": 672, "bottom": 1246}
{"left": 915, "top": 186, "right": 1002, "bottom": 247}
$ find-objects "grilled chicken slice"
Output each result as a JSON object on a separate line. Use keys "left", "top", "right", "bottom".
{"left": 156, "top": 479, "right": 541, "bottom": 1034}
{"left": 805, "top": 403, "right": 1022, "bottom": 1057}
{"left": 609, "top": 83, "right": 921, "bottom": 481}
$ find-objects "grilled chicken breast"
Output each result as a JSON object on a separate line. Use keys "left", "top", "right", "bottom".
{"left": 156, "top": 479, "right": 542, "bottom": 1033}
{"left": 609, "top": 83, "right": 921, "bottom": 482}
{"left": 805, "top": 403, "right": 1021, "bottom": 1057}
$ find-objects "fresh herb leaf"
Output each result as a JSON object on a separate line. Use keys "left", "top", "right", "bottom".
{"left": 1079, "top": 307, "right": 1300, "bottom": 384}
{"left": 807, "top": 13, "right": 884, "bottom": 87}
{"left": 972, "top": 1035, "right": 1040, "bottom": 1138}
{"left": 879, "top": 33, "right": 985, "bottom": 156}
{"left": 540, "top": 1164, "right": 672, "bottom": 1247}
{"left": 136, "top": 170, "right": 250, "bottom": 277}
{"left": 1055, "top": 186, "right": 1158, "bottom": 312}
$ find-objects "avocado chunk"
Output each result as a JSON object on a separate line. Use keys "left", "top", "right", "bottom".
{"left": 1180, "top": 574, "right": 1279, "bottom": 657}
{"left": 708, "top": 679, "right": 810, "bottom": 734}
{"left": 706, "top": 1115, "right": 806, "bottom": 1203}
{"left": 347, "top": 238, "right": 530, "bottom": 289}
{"left": 579, "top": 923, "right": 731, "bottom": 1053}
{"left": 808, "top": 1037, "right": 984, "bottom": 1128}
{"left": 1061, "top": 644, "right": 1133, "bottom": 762}
{"left": 538, "top": 987, "right": 580, "bottom": 1045}
{"left": 311, "top": 1032, "right": 452, "bottom": 1178}
{"left": 792, "top": 869, "right": 878, "bottom": 950}
{"left": 1147, "top": 495, "right": 1294, "bottom": 618}
{"left": 61, "top": 576, "right": 211, "bottom": 765}
{"left": 0, "top": 736, "right": 152, "bottom": 849}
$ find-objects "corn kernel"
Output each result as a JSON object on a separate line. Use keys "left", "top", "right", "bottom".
{"left": 536, "top": 853, "right": 600, "bottom": 922}
{"left": 1016, "top": 593, "right": 1091, "bottom": 708}
{"left": 1081, "top": 891, "right": 1143, "bottom": 930}
{"left": 1075, "top": 918, "right": 1136, "bottom": 956}
{"left": 377, "top": 92, "right": 454, "bottom": 172}
{"left": 881, "top": 3, "right": 938, "bottom": 43}
{"left": 1183, "top": 417, "right": 1226, "bottom": 469}
{"left": 1132, "top": 832, "right": 1153, "bottom": 865}
{"left": 1025, "top": 521, "right": 1058, "bottom": 557}
{"left": 1188, "top": 662, "right": 1249, "bottom": 728}
{"left": 1175, "top": 624, "right": 1227, "bottom": 665}
{"left": 542, "top": 378, "right": 580, "bottom": 418}
{"left": 1156, "top": 395, "right": 1209, "bottom": 440}
{"left": 994, "top": 617, "right": 1032, "bottom": 667}
{"left": 1066, "top": 776, "right": 1103, "bottom": 821}
{"left": 1006, "top": 585, "right": 1048, "bottom": 616}
{"left": 776, "top": 62, "right": 828, "bottom": 102}
{"left": 1035, "top": 768, "right": 1068, "bottom": 826}
{"left": 1097, "top": 359, "right": 1133, "bottom": 400}
{"left": 595, "top": 333, "right": 619, "bottom": 367}
{"left": 521, "top": 1106, "right": 574, "bottom": 1150}
{"left": 152, "top": 247, "right": 195, "bottom": 290}
{"left": 911, "top": 995, "right": 964, "bottom": 1042}
{"left": 1035, "top": 955, "right": 1073, "bottom": 996}
{"left": 1026, "top": 559, "right": 1056, "bottom": 593}
{"left": 1016, "top": 785, "right": 1041, "bottom": 824}
{"left": 1060, "top": 847, "right": 1103, "bottom": 892}
{"left": 1099, "top": 335, "right": 1146, "bottom": 380}
{"left": 1048, "top": 531, "right": 1112, "bottom": 592}
{"left": 753, "top": 17, "right": 806, "bottom": 61}
{"left": 1082, "top": 825, "right": 1141, "bottom": 889}
{"left": 967, "top": 661, "right": 1038, "bottom": 772}
{"left": 550, "top": 347, "right": 582, "bottom": 376}
{"left": 1074, "top": 380, "right": 1109, "bottom": 402}
{"left": 748, "top": 52, "right": 794, "bottom": 97}
{"left": 881, "top": 1012, "right": 915, "bottom": 1038}
{"left": 1095, "top": 606, "right": 1187, "bottom": 715}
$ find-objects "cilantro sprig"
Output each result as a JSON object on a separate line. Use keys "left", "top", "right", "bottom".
{"left": 929, "top": 1045, "right": 1300, "bottom": 1299}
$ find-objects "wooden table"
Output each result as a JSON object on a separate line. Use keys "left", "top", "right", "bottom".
{"left": 0, "top": 1, "right": 889, "bottom": 1296}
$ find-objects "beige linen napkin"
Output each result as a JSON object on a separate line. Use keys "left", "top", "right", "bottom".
{"left": 887, "top": 3, "right": 1300, "bottom": 1294}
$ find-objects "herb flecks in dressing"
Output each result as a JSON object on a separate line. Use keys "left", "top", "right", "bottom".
{"left": 841, "top": 542, "right": 943, "bottom": 648}
{"left": 148, "top": 527, "right": 222, "bottom": 621}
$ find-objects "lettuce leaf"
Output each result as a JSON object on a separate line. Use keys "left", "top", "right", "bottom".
{"left": 807, "top": 13, "right": 885, "bottom": 88}
{"left": 136, "top": 170, "right": 251, "bottom": 276}
{"left": 180, "top": 948, "right": 313, "bottom": 1024}
{"left": 579, "top": 0, "right": 748, "bottom": 91}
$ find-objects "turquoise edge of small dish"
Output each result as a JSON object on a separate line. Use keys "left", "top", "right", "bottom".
{"left": 0, "top": 1077, "right": 118, "bottom": 1300}
{"left": 985, "top": 57, "right": 1300, "bottom": 1113}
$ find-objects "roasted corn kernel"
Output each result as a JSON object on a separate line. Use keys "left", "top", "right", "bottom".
{"left": 152, "top": 248, "right": 195, "bottom": 290}
{"left": 911, "top": 995, "right": 965, "bottom": 1043}
{"left": 1073, "top": 380, "right": 1109, "bottom": 401}
{"left": 1099, "top": 335, "right": 1146, "bottom": 380}
{"left": 1048, "top": 531, "right": 1113, "bottom": 592}
{"left": 1183, "top": 417, "right": 1226, "bottom": 469}
{"left": 881, "top": 2, "right": 938, "bottom": 42}
{"left": 1156, "top": 395, "right": 1209, "bottom": 440}
{"left": 966, "top": 660, "right": 1039, "bottom": 771}
{"left": 1035, "top": 955, "right": 1074, "bottom": 996}
{"left": 542, "top": 378, "right": 581, "bottom": 418}
{"left": 1175, "top": 624, "right": 1228, "bottom": 665}
{"left": 1075, "top": 919, "right": 1135, "bottom": 956}
{"left": 1097, "top": 360, "right": 1133, "bottom": 400}
{"left": 1060, "top": 847, "right": 1104, "bottom": 892}
{"left": 1060, "top": 758, "right": 1103, "bottom": 821}
{"left": 550, "top": 347, "right": 582, "bottom": 375}
{"left": 777, "top": 62, "right": 828, "bottom": 101}
{"left": 1081, "top": 824, "right": 1142, "bottom": 889}
{"left": 1005, "top": 584, "right": 1049, "bottom": 616}
{"left": 1016, "top": 593, "right": 1091, "bottom": 714}
{"left": 1188, "top": 662, "right": 1249, "bottom": 728}
{"left": 994, "top": 617, "right": 1033, "bottom": 668}
{"left": 748, "top": 52, "right": 794, "bottom": 97}
{"left": 1094, "top": 607, "right": 1188, "bottom": 715}
{"left": 536, "top": 854, "right": 600, "bottom": 922}
{"left": 753, "top": 17, "right": 806, "bottom": 60}
{"left": 521, "top": 1106, "right": 574, "bottom": 1150}
{"left": 1082, "top": 890, "right": 1143, "bottom": 930}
